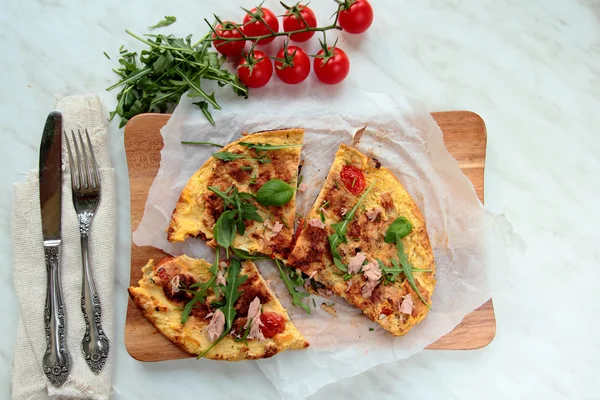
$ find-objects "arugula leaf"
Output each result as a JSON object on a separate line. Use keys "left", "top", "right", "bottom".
{"left": 333, "top": 257, "right": 347, "bottom": 272}
{"left": 197, "top": 258, "right": 248, "bottom": 359}
{"left": 212, "top": 152, "right": 247, "bottom": 161}
{"left": 255, "top": 179, "right": 296, "bottom": 207}
{"left": 394, "top": 237, "right": 431, "bottom": 309}
{"left": 209, "top": 185, "right": 263, "bottom": 240}
{"left": 384, "top": 217, "right": 413, "bottom": 243}
{"left": 180, "top": 251, "right": 219, "bottom": 324}
{"left": 181, "top": 141, "right": 224, "bottom": 147}
{"left": 238, "top": 142, "right": 302, "bottom": 151}
{"left": 275, "top": 259, "right": 311, "bottom": 314}
{"left": 107, "top": 30, "right": 248, "bottom": 127}
{"left": 213, "top": 210, "right": 236, "bottom": 257}
{"left": 231, "top": 248, "right": 270, "bottom": 261}
{"left": 148, "top": 16, "right": 177, "bottom": 30}
{"left": 327, "top": 181, "right": 376, "bottom": 270}
{"left": 381, "top": 217, "right": 432, "bottom": 309}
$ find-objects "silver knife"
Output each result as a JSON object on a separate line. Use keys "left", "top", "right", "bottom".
{"left": 39, "top": 111, "right": 70, "bottom": 386}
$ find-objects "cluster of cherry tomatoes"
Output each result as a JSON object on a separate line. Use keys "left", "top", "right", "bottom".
{"left": 211, "top": 1, "right": 374, "bottom": 88}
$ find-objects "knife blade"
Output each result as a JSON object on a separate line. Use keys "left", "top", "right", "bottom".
{"left": 39, "top": 111, "right": 70, "bottom": 387}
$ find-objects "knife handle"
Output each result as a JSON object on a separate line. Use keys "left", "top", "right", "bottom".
{"left": 79, "top": 234, "right": 109, "bottom": 373}
{"left": 42, "top": 243, "right": 70, "bottom": 387}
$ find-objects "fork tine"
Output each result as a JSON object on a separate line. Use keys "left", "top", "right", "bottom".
{"left": 84, "top": 129, "right": 100, "bottom": 189}
{"left": 71, "top": 130, "right": 86, "bottom": 189}
{"left": 78, "top": 129, "right": 92, "bottom": 189}
{"left": 64, "top": 131, "right": 78, "bottom": 189}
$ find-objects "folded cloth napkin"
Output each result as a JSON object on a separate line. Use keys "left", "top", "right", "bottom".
{"left": 11, "top": 95, "right": 115, "bottom": 399}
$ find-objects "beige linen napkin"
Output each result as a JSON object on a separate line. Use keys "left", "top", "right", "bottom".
{"left": 11, "top": 95, "right": 115, "bottom": 399}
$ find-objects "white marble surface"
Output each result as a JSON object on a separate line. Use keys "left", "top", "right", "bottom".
{"left": 1, "top": 0, "right": 598, "bottom": 399}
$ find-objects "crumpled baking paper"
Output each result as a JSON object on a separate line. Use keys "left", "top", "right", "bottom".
{"left": 132, "top": 84, "right": 509, "bottom": 400}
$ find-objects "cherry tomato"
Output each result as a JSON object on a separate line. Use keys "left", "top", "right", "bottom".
{"left": 274, "top": 46, "right": 310, "bottom": 84}
{"left": 339, "top": 0, "right": 374, "bottom": 34}
{"left": 243, "top": 7, "right": 279, "bottom": 45}
{"left": 283, "top": 5, "right": 317, "bottom": 42}
{"left": 260, "top": 311, "right": 286, "bottom": 338}
{"left": 237, "top": 50, "right": 273, "bottom": 88}
{"left": 340, "top": 165, "right": 366, "bottom": 195}
{"left": 314, "top": 47, "right": 350, "bottom": 85}
{"left": 212, "top": 22, "right": 246, "bottom": 56}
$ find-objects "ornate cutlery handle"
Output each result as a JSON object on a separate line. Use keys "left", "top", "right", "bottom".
{"left": 42, "top": 243, "right": 70, "bottom": 386}
{"left": 79, "top": 231, "right": 109, "bottom": 373}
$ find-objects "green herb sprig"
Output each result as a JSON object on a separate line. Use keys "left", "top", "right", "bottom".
{"left": 212, "top": 151, "right": 271, "bottom": 164}
{"left": 180, "top": 251, "right": 220, "bottom": 324}
{"left": 383, "top": 217, "right": 432, "bottom": 309}
{"left": 107, "top": 30, "right": 247, "bottom": 128}
{"left": 197, "top": 258, "right": 248, "bottom": 359}
{"left": 275, "top": 259, "right": 311, "bottom": 314}
{"left": 239, "top": 142, "right": 302, "bottom": 151}
{"left": 148, "top": 16, "right": 177, "bottom": 30}
{"left": 328, "top": 182, "right": 376, "bottom": 272}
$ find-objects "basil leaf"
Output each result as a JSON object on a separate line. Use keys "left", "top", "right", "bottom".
{"left": 255, "top": 179, "right": 295, "bottom": 207}
{"left": 384, "top": 217, "right": 413, "bottom": 243}
{"left": 213, "top": 152, "right": 246, "bottom": 162}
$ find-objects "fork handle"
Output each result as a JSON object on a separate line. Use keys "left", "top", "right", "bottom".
{"left": 42, "top": 243, "right": 70, "bottom": 386}
{"left": 79, "top": 226, "right": 109, "bottom": 374}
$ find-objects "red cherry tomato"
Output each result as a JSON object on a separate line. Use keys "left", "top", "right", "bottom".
{"left": 243, "top": 7, "right": 279, "bottom": 45}
{"left": 283, "top": 5, "right": 317, "bottom": 42}
{"left": 340, "top": 165, "right": 366, "bottom": 195}
{"left": 339, "top": 0, "right": 374, "bottom": 34}
{"left": 314, "top": 47, "right": 350, "bottom": 85}
{"left": 260, "top": 312, "right": 286, "bottom": 338}
{"left": 274, "top": 46, "right": 310, "bottom": 85}
{"left": 237, "top": 50, "right": 273, "bottom": 88}
{"left": 212, "top": 22, "right": 246, "bottom": 56}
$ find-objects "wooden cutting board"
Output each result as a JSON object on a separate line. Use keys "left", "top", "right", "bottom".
{"left": 124, "top": 111, "right": 495, "bottom": 361}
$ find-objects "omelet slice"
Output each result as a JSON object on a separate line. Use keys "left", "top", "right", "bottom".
{"left": 168, "top": 129, "right": 304, "bottom": 259}
{"left": 287, "top": 144, "right": 436, "bottom": 336}
{"left": 128, "top": 255, "right": 309, "bottom": 361}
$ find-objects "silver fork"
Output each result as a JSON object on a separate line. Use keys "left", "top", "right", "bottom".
{"left": 65, "top": 129, "right": 109, "bottom": 374}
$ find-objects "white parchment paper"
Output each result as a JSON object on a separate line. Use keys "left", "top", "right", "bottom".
{"left": 132, "top": 84, "right": 509, "bottom": 399}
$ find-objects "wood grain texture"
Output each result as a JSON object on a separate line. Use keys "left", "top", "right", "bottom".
{"left": 123, "top": 111, "right": 495, "bottom": 361}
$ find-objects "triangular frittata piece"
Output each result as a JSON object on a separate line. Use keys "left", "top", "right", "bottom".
{"left": 128, "top": 255, "right": 309, "bottom": 361}
{"left": 287, "top": 144, "right": 436, "bottom": 336}
{"left": 168, "top": 129, "right": 304, "bottom": 259}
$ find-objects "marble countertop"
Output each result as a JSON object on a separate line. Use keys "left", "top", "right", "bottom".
{"left": 1, "top": 0, "right": 598, "bottom": 398}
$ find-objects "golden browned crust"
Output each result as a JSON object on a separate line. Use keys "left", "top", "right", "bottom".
{"left": 128, "top": 255, "right": 309, "bottom": 361}
{"left": 167, "top": 129, "right": 304, "bottom": 259}
{"left": 287, "top": 144, "right": 436, "bottom": 336}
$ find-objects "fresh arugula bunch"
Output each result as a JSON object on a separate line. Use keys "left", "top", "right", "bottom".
{"left": 383, "top": 217, "right": 432, "bottom": 309}
{"left": 328, "top": 182, "right": 376, "bottom": 272}
{"left": 197, "top": 258, "right": 248, "bottom": 359}
{"left": 106, "top": 28, "right": 247, "bottom": 128}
